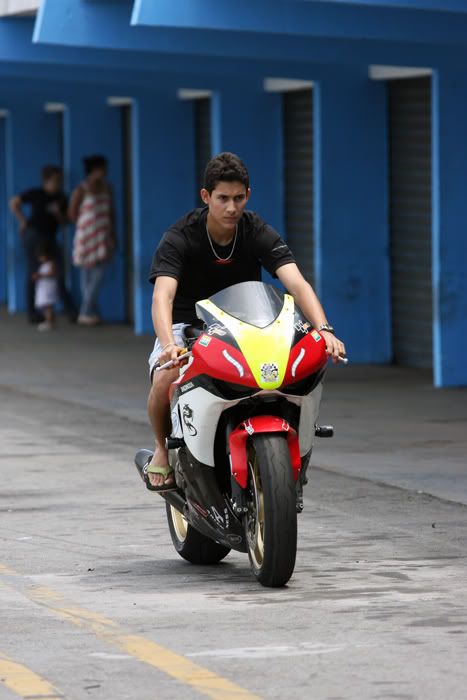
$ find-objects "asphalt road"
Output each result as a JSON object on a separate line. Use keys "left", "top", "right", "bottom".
{"left": 1, "top": 385, "right": 467, "bottom": 700}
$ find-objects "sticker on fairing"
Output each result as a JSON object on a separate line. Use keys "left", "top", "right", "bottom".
{"left": 311, "top": 330, "right": 322, "bottom": 342}
{"left": 260, "top": 362, "right": 279, "bottom": 383}
{"left": 199, "top": 334, "right": 212, "bottom": 347}
{"left": 294, "top": 320, "right": 311, "bottom": 334}
{"left": 207, "top": 323, "right": 228, "bottom": 336}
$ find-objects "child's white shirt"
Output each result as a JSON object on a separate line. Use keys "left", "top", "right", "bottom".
{"left": 35, "top": 261, "right": 58, "bottom": 309}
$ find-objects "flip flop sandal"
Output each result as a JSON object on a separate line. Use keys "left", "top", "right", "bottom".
{"left": 142, "top": 461, "right": 176, "bottom": 492}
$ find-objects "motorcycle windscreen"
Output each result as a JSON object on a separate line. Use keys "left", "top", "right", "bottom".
{"left": 198, "top": 281, "right": 284, "bottom": 328}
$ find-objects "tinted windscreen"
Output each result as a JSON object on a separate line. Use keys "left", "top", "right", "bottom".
{"left": 198, "top": 281, "right": 284, "bottom": 328}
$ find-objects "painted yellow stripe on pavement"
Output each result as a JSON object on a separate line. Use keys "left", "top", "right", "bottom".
{"left": 31, "top": 588, "right": 261, "bottom": 700}
{"left": 0, "top": 563, "right": 17, "bottom": 575}
{"left": 0, "top": 568, "right": 262, "bottom": 700}
{"left": 0, "top": 652, "right": 64, "bottom": 699}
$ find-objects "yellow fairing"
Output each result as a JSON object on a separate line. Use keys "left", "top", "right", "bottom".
{"left": 198, "top": 295, "right": 295, "bottom": 390}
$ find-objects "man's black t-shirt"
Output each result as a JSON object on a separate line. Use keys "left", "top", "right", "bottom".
{"left": 20, "top": 188, "right": 67, "bottom": 242}
{"left": 149, "top": 207, "right": 295, "bottom": 323}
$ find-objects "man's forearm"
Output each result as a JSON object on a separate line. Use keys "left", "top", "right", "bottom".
{"left": 9, "top": 200, "right": 26, "bottom": 228}
{"left": 152, "top": 294, "right": 175, "bottom": 346}
{"left": 292, "top": 282, "right": 328, "bottom": 328}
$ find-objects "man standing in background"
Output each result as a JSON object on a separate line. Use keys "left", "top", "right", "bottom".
{"left": 9, "top": 165, "right": 77, "bottom": 324}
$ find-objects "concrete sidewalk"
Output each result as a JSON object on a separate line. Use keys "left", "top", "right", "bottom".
{"left": 1, "top": 307, "right": 467, "bottom": 505}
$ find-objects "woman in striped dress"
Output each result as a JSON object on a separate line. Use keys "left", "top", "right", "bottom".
{"left": 69, "top": 155, "right": 116, "bottom": 326}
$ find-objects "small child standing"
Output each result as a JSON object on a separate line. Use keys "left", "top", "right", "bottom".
{"left": 33, "top": 243, "right": 58, "bottom": 332}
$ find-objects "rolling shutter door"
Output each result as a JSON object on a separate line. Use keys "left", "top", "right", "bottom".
{"left": 283, "top": 89, "right": 314, "bottom": 285}
{"left": 194, "top": 98, "right": 212, "bottom": 197}
{"left": 388, "top": 77, "right": 432, "bottom": 368}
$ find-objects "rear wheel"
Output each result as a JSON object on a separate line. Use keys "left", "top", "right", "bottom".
{"left": 244, "top": 434, "right": 297, "bottom": 587}
{"left": 166, "top": 503, "right": 231, "bottom": 565}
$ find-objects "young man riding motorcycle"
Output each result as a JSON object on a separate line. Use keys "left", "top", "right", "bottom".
{"left": 146, "top": 152, "right": 345, "bottom": 491}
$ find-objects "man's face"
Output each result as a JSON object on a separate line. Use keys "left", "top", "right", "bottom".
{"left": 201, "top": 180, "right": 251, "bottom": 232}
{"left": 43, "top": 173, "right": 62, "bottom": 193}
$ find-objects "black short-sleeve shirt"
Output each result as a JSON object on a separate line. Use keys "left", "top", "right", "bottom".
{"left": 149, "top": 207, "right": 295, "bottom": 323}
{"left": 20, "top": 188, "right": 67, "bottom": 242}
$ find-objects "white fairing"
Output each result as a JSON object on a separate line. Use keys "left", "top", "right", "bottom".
{"left": 295, "top": 382, "right": 323, "bottom": 456}
{"left": 173, "top": 380, "right": 323, "bottom": 466}
{"left": 175, "top": 387, "right": 243, "bottom": 466}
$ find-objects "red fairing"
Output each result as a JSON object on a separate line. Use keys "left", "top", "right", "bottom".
{"left": 178, "top": 335, "right": 258, "bottom": 387}
{"left": 282, "top": 332, "right": 328, "bottom": 387}
{"left": 229, "top": 416, "right": 301, "bottom": 488}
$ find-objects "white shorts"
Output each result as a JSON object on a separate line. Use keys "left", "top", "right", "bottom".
{"left": 148, "top": 323, "right": 190, "bottom": 379}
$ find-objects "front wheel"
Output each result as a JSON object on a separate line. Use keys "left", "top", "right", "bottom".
{"left": 244, "top": 434, "right": 297, "bottom": 587}
{"left": 166, "top": 503, "right": 231, "bottom": 565}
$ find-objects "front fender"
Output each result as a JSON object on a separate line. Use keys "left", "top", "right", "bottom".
{"left": 228, "top": 415, "right": 301, "bottom": 488}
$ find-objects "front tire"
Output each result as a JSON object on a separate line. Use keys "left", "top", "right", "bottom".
{"left": 244, "top": 434, "right": 297, "bottom": 587}
{"left": 166, "top": 503, "right": 231, "bottom": 565}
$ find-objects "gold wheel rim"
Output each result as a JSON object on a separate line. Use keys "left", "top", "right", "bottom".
{"left": 171, "top": 506, "right": 188, "bottom": 542}
{"left": 246, "top": 451, "right": 265, "bottom": 569}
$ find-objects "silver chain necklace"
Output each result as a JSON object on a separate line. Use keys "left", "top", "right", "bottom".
{"left": 206, "top": 222, "right": 238, "bottom": 262}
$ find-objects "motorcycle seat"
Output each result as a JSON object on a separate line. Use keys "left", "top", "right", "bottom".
{"left": 182, "top": 324, "right": 205, "bottom": 340}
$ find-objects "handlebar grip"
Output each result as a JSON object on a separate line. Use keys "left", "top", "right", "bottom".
{"left": 155, "top": 350, "right": 191, "bottom": 372}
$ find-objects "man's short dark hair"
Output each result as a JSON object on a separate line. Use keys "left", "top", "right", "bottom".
{"left": 83, "top": 154, "right": 108, "bottom": 176}
{"left": 41, "top": 165, "right": 62, "bottom": 182}
{"left": 203, "top": 152, "right": 249, "bottom": 194}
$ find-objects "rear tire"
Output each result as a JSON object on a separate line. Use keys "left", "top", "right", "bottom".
{"left": 244, "top": 434, "right": 297, "bottom": 587}
{"left": 166, "top": 503, "right": 231, "bottom": 565}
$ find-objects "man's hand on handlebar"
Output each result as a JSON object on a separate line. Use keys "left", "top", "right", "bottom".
{"left": 320, "top": 331, "right": 347, "bottom": 365}
{"left": 159, "top": 343, "right": 186, "bottom": 368}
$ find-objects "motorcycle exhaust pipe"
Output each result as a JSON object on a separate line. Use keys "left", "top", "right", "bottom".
{"left": 160, "top": 490, "right": 187, "bottom": 513}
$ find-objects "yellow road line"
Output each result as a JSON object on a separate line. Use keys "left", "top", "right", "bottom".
{"left": 0, "top": 563, "right": 16, "bottom": 575}
{"left": 0, "top": 569, "right": 262, "bottom": 700}
{"left": 0, "top": 652, "right": 64, "bottom": 699}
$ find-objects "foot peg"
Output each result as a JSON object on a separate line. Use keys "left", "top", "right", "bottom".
{"left": 166, "top": 437, "right": 185, "bottom": 449}
{"left": 315, "top": 425, "right": 334, "bottom": 438}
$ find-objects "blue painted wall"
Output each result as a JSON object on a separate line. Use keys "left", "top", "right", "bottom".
{"left": 131, "top": 91, "right": 195, "bottom": 335}
{"left": 315, "top": 71, "right": 390, "bottom": 363}
{"left": 211, "top": 84, "right": 283, "bottom": 290}
{"left": 32, "top": 1, "right": 467, "bottom": 70}
{"left": 211, "top": 84, "right": 283, "bottom": 234}
{"left": 432, "top": 69, "right": 467, "bottom": 387}
{"left": 0, "top": 117, "right": 7, "bottom": 305}
{"left": 133, "top": 0, "right": 467, "bottom": 47}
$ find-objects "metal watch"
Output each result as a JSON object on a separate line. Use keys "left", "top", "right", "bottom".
{"left": 317, "top": 323, "right": 335, "bottom": 335}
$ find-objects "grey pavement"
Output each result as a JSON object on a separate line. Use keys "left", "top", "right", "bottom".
{"left": 1, "top": 307, "right": 466, "bottom": 505}
{"left": 1, "top": 308, "right": 467, "bottom": 700}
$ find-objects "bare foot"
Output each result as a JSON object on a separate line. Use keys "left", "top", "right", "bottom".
{"left": 147, "top": 445, "right": 174, "bottom": 488}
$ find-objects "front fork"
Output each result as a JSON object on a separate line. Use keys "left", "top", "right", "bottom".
{"left": 227, "top": 420, "right": 335, "bottom": 515}
{"left": 227, "top": 415, "right": 301, "bottom": 516}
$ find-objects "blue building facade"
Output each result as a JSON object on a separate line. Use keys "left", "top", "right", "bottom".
{"left": 1, "top": 0, "right": 467, "bottom": 387}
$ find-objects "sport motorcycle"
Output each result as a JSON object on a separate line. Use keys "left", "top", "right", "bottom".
{"left": 135, "top": 280, "right": 341, "bottom": 587}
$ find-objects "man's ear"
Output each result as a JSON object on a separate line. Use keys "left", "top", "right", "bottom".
{"left": 200, "top": 188, "right": 210, "bottom": 205}
{"left": 245, "top": 187, "right": 252, "bottom": 203}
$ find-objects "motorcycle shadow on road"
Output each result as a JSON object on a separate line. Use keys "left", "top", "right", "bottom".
{"left": 75, "top": 556, "right": 259, "bottom": 594}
